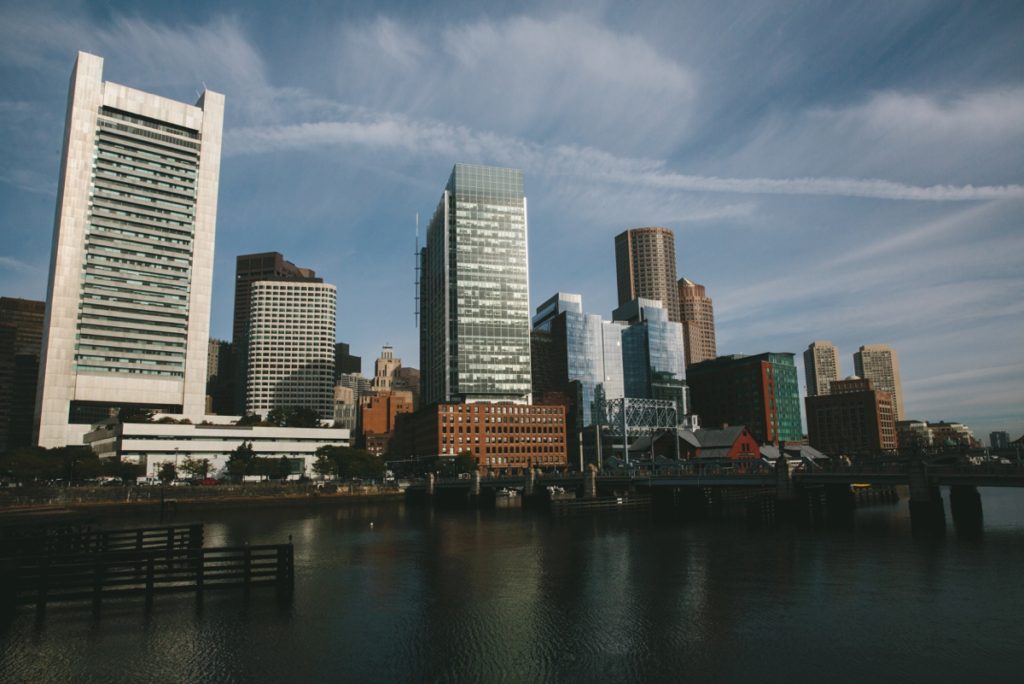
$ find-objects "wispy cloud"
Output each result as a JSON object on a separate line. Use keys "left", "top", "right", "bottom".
{"left": 0, "top": 255, "right": 36, "bottom": 273}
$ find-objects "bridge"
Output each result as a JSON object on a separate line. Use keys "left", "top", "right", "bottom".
{"left": 405, "top": 460, "right": 1024, "bottom": 533}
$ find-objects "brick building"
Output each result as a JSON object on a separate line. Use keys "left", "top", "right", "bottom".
{"left": 805, "top": 377, "right": 897, "bottom": 457}
{"left": 393, "top": 403, "right": 567, "bottom": 474}
{"left": 360, "top": 392, "right": 413, "bottom": 456}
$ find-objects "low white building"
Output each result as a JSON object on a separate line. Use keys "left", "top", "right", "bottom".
{"left": 85, "top": 414, "right": 350, "bottom": 479}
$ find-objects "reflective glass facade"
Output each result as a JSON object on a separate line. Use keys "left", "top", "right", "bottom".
{"left": 532, "top": 293, "right": 625, "bottom": 427}
{"left": 421, "top": 164, "right": 531, "bottom": 404}
{"left": 617, "top": 300, "right": 688, "bottom": 413}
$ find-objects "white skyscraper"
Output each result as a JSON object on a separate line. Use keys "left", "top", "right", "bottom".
{"left": 35, "top": 52, "right": 224, "bottom": 447}
{"left": 246, "top": 280, "right": 337, "bottom": 420}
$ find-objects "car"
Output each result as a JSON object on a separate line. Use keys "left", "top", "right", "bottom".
{"left": 170, "top": 479, "right": 193, "bottom": 487}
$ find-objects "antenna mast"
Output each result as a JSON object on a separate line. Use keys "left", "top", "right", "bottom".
{"left": 414, "top": 213, "right": 420, "bottom": 328}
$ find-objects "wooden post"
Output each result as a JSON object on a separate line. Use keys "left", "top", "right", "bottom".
{"left": 195, "top": 548, "right": 205, "bottom": 599}
{"left": 92, "top": 557, "right": 104, "bottom": 612}
{"left": 145, "top": 555, "right": 155, "bottom": 608}
{"left": 189, "top": 524, "right": 203, "bottom": 549}
{"left": 243, "top": 544, "right": 252, "bottom": 596}
{"left": 36, "top": 556, "right": 49, "bottom": 612}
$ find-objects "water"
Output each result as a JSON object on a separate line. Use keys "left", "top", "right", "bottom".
{"left": 2, "top": 489, "right": 1023, "bottom": 682}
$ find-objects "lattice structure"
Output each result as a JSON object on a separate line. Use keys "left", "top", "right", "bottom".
{"left": 599, "top": 397, "right": 680, "bottom": 436}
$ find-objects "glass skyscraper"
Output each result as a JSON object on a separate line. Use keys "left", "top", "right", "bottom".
{"left": 420, "top": 164, "right": 531, "bottom": 405}
{"left": 532, "top": 293, "right": 624, "bottom": 426}
{"left": 613, "top": 298, "right": 688, "bottom": 413}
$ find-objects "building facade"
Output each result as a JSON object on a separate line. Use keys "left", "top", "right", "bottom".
{"left": 687, "top": 353, "right": 802, "bottom": 444}
{"left": 990, "top": 431, "right": 1011, "bottom": 449}
{"left": 615, "top": 227, "right": 681, "bottom": 323}
{"left": 335, "top": 342, "right": 362, "bottom": 377}
{"left": 245, "top": 280, "right": 336, "bottom": 420}
{"left": 371, "top": 344, "right": 402, "bottom": 393}
{"left": 805, "top": 377, "right": 897, "bottom": 456}
{"left": 232, "top": 252, "right": 320, "bottom": 413}
{"left": 854, "top": 344, "right": 904, "bottom": 421}
{"left": 419, "top": 164, "right": 532, "bottom": 405}
{"left": 803, "top": 340, "right": 841, "bottom": 397}
{"left": 393, "top": 402, "right": 566, "bottom": 474}
{"left": 205, "top": 338, "right": 233, "bottom": 415}
{"left": 35, "top": 52, "right": 224, "bottom": 447}
{"left": 613, "top": 298, "right": 688, "bottom": 414}
{"left": 0, "top": 298, "right": 46, "bottom": 452}
{"left": 678, "top": 278, "right": 716, "bottom": 366}
{"left": 360, "top": 392, "right": 413, "bottom": 456}
{"left": 85, "top": 417, "right": 349, "bottom": 479}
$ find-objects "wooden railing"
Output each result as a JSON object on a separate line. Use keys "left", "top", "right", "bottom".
{"left": 0, "top": 523, "right": 202, "bottom": 559}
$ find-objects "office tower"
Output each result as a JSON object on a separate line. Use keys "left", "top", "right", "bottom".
{"left": 804, "top": 340, "right": 841, "bottom": 396}
{"left": 245, "top": 280, "right": 336, "bottom": 420}
{"left": 612, "top": 298, "right": 688, "bottom": 412}
{"left": 372, "top": 344, "right": 402, "bottom": 393}
{"left": 678, "top": 277, "right": 716, "bottom": 366}
{"left": 335, "top": 342, "right": 362, "bottom": 376}
{"left": 687, "top": 353, "right": 803, "bottom": 443}
{"left": 853, "top": 344, "right": 904, "bottom": 421}
{"left": 205, "top": 339, "right": 233, "bottom": 415}
{"left": 35, "top": 52, "right": 223, "bottom": 448}
{"left": 419, "top": 163, "right": 531, "bottom": 405}
{"left": 990, "top": 431, "right": 1010, "bottom": 449}
{"left": 392, "top": 367, "right": 421, "bottom": 410}
{"left": 805, "top": 377, "right": 897, "bottom": 456}
{"left": 232, "top": 252, "right": 319, "bottom": 413}
{"left": 532, "top": 293, "right": 625, "bottom": 425}
{"left": 0, "top": 297, "right": 45, "bottom": 451}
{"left": 615, "top": 227, "right": 681, "bottom": 323}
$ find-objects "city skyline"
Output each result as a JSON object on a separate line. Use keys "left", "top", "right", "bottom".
{"left": 0, "top": 2, "right": 1022, "bottom": 439}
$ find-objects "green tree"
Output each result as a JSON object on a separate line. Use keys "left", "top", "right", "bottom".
{"left": 227, "top": 441, "right": 256, "bottom": 478}
{"left": 267, "top": 406, "right": 321, "bottom": 428}
{"left": 316, "top": 445, "right": 384, "bottom": 480}
{"left": 312, "top": 454, "right": 337, "bottom": 479}
{"left": 158, "top": 461, "right": 178, "bottom": 483}
{"left": 180, "top": 456, "right": 211, "bottom": 479}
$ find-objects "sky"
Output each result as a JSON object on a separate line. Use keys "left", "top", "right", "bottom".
{"left": 0, "top": 0, "right": 1022, "bottom": 443}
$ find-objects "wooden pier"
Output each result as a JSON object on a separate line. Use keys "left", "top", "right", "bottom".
{"left": 0, "top": 523, "right": 293, "bottom": 611}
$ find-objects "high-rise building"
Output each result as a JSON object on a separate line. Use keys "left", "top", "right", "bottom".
{"left": 35, "top": 52, "right": 223, "bottom": 447}
{"left": 687, "top": 353, "right": 802, "bottom": 444}
{"left": 854, "top": 344, "right": 904, "bottom": 421}
{"left": 205, "top": 339, "right": 233, "bottom": 415}
{"left": 805, "top": 377, "right": 897, "bottom": 456}
{"left": 803, "top": 340, "right": 841, "bottom": 396}
{"left": 531, "top": 293, "right": 625, "bottom": 466}
{"left": 245, "top": 280, "right": 336, "bottom": 420}
{"left": 372, "top": 344, "right": 402, "bottom": 393}
{"left": 615, "top": 227, "right": 681, "bottom": 323}
{"left": 612, "top": 298, "right": 688, "bottom": 413}
{"left": 990, "top": 431, "right": 1010, "bottom": 449}
{"left": 0, "top": 297, "right": 45, "bottom": 452}
{"left": 232, "top": 252, "right": 319, "bottom": 413}
{"left": 392, "top": 367, "right": 421, "bottom": 410}
{"left": 334, "top": 342, "right": 362, "bottom": 377}
{"left": 419, "top": 163, "right": 531, "bottom": 405}
{"left": 678, "top": 278, "right": 716, "bottom": 366}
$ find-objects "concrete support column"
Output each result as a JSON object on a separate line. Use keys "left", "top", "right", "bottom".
{"left": 950, "top": 485, "right": 983, "bottom": 539}
{"left": 470, "top": 471, "right": 481, "bottom": 497}
{"left": 908, "top": 460, "right": 945, "bottom": 535}
{"left": 583, "top": 464, "right": 597, "bottom": 499}
{"left": 524, "top": 468, "right": 535, "bottom": 497}
{"left": 426, "top": 473, "right": 436, "bottom": 497}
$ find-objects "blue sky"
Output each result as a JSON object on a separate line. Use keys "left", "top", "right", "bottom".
{"left": 1, "top": 1, "right": 1022, "bottom": 442}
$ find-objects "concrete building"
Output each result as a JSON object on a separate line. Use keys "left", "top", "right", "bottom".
{"left": 245, "top": 280, "right": 336, "bottom": 420}
{"left": 854, "top": 344, "right": 904, "bottom": 421}
{"left": 35, "top": 52, "right": 224, "bottom": 448}
{"left": 0, "top": 297, "right": 46, "bottom": 452}
{"left": 677, "top": 278, "right": 716, "bottom": 366}
{"left": 85, "top": 415, "right": 350, "bottom": 479}
{"left": 333, "top": 385, "right": 359, "bottom": 431}
{"left": 393, "top": 402, "right": 566, "bottom": 474}
{"left": 615, "top": 227, "right": 681, "bottom": 323}
{"left": 371, "top": 344, "right": 402, "bottom": 393}
{"left": 687, "top": 353, "right": 802, "bottom": 444}
{"left": 205, "top": 338, "right": 233, "bottom": 415}
{"left": 419, "top": 164, "right": 532, "bottom": 405}
{"left": 334, "top": 342, "right": 362, "bottom": 376}
{"left": 805, "top": 377, "right": 897, "bottom": 456}
{"left": 896, "top": 420, "right": 933, "bottom": 449}
{"left": 232, "top": 252, "right": 320, "bottom": 413}
{"left": 613, "top": 298, "right": 688, "bottom": 414}
{"left": 803, "top": 340, "right": 841, "bottom": 396}
{"left": 927, "top": 421, "right": 979, "bottom": 448}
{"left": 392, "top": 367, "right": 421, "bottom": 410}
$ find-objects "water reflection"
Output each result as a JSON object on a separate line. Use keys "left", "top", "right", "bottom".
{"left": 1, "top": 489, "right": 1022, "bottom": 682}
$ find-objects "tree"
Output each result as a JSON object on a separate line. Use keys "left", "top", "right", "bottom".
{"left": 266, "top": 406, "right": 321, "bottom": 428}
{"left": 227, "top": 441, "right": 256, "bottom": 478}
{"left": 180, "top": 456, "right": 211, "bottom": 480}
{"left": 312, "top": 454, "right": 337, "bottom": 479}
{"left": 316, "top": 446, "right": 384, "bottom": 480}
{"left": 158, "top": 461, "right": 178, "bottom": 483}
